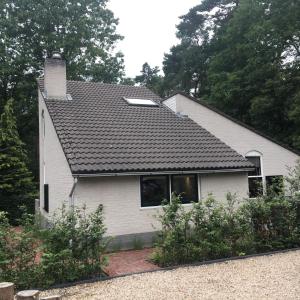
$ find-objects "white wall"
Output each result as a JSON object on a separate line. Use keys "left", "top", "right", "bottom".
{"left": 38, "top": 91, "right": 74, "bottom": 217}
{"left": 164, "top": 94, "right": 299, "bottom": 178}
{"left": 201, "top": 173, "right": 248, "bottom": 203}
{"left": 74, "top": 172, "right": 248, "bottom": 236}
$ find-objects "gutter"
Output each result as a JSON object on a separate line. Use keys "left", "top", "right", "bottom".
{"left": 69, "top": 177, "right": 78, "bottom": 207}
{"left": 73, "top": 168, "right": 254, "bottom": 178}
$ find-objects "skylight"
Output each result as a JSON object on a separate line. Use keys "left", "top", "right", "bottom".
{"left": 124, "top": 97, "right": 158, "bottom": 107}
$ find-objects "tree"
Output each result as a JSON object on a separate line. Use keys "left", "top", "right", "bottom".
{"left": 163, "top": 0, "right": 300, "bottom": 151}
{"left": 0, "top": 0, "right": 125, "bottom": 179}
{"left": 0, "top": 99, "right": 36, "bottom": 223}
{"left": 135, "top": 62, "right": 165, "bottom": 97}
{"left": 206, "top": 0, "right": 300, "bottom": 147}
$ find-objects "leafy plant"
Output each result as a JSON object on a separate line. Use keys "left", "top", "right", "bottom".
{"left": 40, "top": 204, "right": 109, "bottom": 286}
{"left": 0, "top": 204, "right": 109, "bottom": 289}
{"left": 153, "top": 163, "right": 300, "bottom": 266}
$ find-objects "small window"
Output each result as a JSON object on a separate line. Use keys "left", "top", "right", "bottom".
{"left": 44, "top": 184, "right": 49, "bottom": 212}
{"left": 124, "top": 97, "right": 158, "bottom": 107}
{"left": 141, "top": 175, "right": 169, "bottom": 207}
{"left": 41, "top": 110, "right": 45, "bottom": 138}
{"left": 247, "top": 156, "right": 261, "bottom": 176}
{"left": 246, "top": 154, "right": 263, "bottom": 198}
{"left": 171, "top": 174, "right": 198, "bottom": 204}
{"left": 248, "top": 177, "right": 263, "bottom": 198}
{"left": 266, "top": 175, "right": 284, "bottom": 195}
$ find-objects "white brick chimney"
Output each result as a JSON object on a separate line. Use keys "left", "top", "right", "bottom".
{"left": 44, "top": 52, "right": 67, "bottom": 99}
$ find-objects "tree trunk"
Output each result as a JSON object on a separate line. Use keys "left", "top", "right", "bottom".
{"left": 0, "top": 282, "right": 14, "bottom": 300}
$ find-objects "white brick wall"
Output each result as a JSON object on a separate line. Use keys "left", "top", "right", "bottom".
{"left": 74, "top": 173, "right": 248, "bottom": 236}
{"left": 38, "top": 90, "right": 74, "bottom": 217}
{"left": 201, "top": 173, "right": 248, "bottom": 203}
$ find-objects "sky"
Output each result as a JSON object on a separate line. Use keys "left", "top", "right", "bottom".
{"left": 108, "top": 0, "right": 200, "bottom": 78}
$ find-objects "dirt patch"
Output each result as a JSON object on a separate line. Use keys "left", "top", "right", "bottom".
{"left": 105, "top": 248, "right": 160, "bottom": 276}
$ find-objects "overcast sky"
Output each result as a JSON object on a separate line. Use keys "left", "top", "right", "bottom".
{"left": 108, "top": 0, "right": 200, "bottom": 78}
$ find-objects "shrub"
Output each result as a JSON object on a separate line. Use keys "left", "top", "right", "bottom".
{"left": 40, "top": 204, "right": 109, "bottom": 287}
{"left": 0, "top": 204, "right": 109, "bottom": 289}
{"left": 153, "top": 174, "right": 300, "bottom": 266}
{"left": 243, "top": 194, "right": 300, "bottom": 252}
{"left": 151, "top": 194, "right": 194, "bottom": 266}
{"left": 0, "top": 209, "right": 42, "bottom": 289}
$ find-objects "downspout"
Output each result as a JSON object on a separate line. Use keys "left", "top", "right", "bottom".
{"left": 69, "top": 177, "right": 78, "bottom": 208}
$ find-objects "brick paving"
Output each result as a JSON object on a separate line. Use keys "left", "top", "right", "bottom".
{"left": 105, "top": 248, "right": 160, "bottom": 276}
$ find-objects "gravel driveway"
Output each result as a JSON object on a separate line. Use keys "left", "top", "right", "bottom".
{"left": 42, "top": 250, "right": 300, "bottom": 300}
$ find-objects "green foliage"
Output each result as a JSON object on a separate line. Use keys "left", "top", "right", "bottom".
{"left": 0, "top": 99, "right": 36, "bottom": 223}
{"left": 0, "top": 210, "right": 42, "bottom": 290}
{"left": 40, "top": 204, "right": 108, "bottom": 287}
{"left": 0, "top": 204, "right": 108, "bottom": 289}
{"left": 0, "top": 0, "right": 125, "bottom": 178}
{"left": 153, "top": 164, "right": 300, "bottom": 266}
{"left": 163, "top": 0, "right": 300, "bottom": 151}
{"left": 135, "top": 62, "right": 166, "bottom": 97}
{"left": 152, "top": 195, "right": 194, "bottom": 265}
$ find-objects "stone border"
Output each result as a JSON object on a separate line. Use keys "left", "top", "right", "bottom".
{"left": 43, "top": 247, "right": 300, "bottom": 291}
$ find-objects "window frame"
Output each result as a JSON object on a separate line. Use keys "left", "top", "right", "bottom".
{"left": 140, "top": 175, "right": 170, "bottom": 208}
{"left": 246, "top": 151, "right": 265, "bottom": 198}
{"left": 171, "top": 174, "right": 199, "bottom": 204}
{"left": 140, "top": 174, "right": 200, "bottom": 209}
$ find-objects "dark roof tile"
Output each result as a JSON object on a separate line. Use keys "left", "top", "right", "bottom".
{"left": 38, "top": 80, "right": 253, "bottom": 174}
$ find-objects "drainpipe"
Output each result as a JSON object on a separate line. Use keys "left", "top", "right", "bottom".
{"left": 69, "top": 177, "right": 78, "bottom": 208}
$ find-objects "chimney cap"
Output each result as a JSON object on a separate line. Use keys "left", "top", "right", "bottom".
{"left": 51, "top": 51, "right": 62, "bottom": 59}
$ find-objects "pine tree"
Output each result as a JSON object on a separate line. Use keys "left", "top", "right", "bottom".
{"left": 0, "top": 99, "right": 36, "bottom": 224}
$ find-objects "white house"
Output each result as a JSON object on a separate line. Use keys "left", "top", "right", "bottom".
{"left": 38, "top": 54, "right": 299, "bottom": 248}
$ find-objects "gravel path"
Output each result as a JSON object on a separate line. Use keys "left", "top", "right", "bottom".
{"left": 42, "top": 250, "right": 300, "bottom": 300}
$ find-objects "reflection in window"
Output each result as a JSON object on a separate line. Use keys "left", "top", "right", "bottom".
{"left": 141, "top": 175, "right": 169, "bottom": 207}
{"left": 266, "top": 175, "right": 284, "bottom": 195}
{"left": 171, "top": 174, "right": 198, "bottom": 204}
{"left": 246, "top": 155, "right": 263, "bottom": 198}
{"left": 248, "top": 177, "right": 263, "bottom": 198}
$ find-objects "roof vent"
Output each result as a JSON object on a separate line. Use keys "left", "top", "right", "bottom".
{"left": 66, "top": 94, "right": 73, "bottom": 101}
{"left": 124, "top": 97, "right": 158, "bottom": 107}
{"left": 176, "top": 112, "right": 188, "bottom": 118}
{"left": 52, "top": 51, "right": 62, "bottom": 59}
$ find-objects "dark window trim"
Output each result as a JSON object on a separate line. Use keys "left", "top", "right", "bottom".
{"left": 140, "top": 175, "right": 170, "bottom": 208}
{"left": 44, "top": 183, "right": 49, "bottom": 213}
{"left": 171, "top": 173, "right": 199, "bottom": 204}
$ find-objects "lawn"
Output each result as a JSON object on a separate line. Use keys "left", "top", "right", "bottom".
{"left": 41, "top": 249, "right": 300, "bottom": 300}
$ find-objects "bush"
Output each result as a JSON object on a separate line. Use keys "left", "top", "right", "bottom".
{"left": 0, "top": 204, "right": 108, "bottom": 289}
{"left": 40, "top": 204, "right": 108, "bottom": 287}
{"left": 153, "top": 180, "right": 300, "bottom": 266}
{"left": 0, "top": 209, "right": 42, "bottom": 289}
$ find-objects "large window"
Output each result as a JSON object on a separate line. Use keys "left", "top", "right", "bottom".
{"left": 140, "top": 175, "right": 170, "bottom": 207}
{"left": 246, "top": 155, "right": 263, "bottom": 198}
{"left": 171, "top": 174, "right": 198, "bottom": 204}
{"left": 140, "top": 174, "right": 199, "bottom": 207}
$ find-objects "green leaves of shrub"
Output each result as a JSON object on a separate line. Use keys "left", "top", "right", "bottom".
{"left": 153, "top": 191, "right": 300, "bottom": 267}
{"left": 0, "top": 204, "right": 108, "bottom": 289}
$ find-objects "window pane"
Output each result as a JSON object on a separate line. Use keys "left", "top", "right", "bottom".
{"left": 266, "top": 175, "right": 284, "bottom": 195}
{"left": 248, "top": 177, "right": 263, "bottom": 198}
{"left": 246, "top": 156, "right": 261, "bottom": 176}
{"left": 171, "top": 174, "right": 198, "bottom": 204}
{"left": 44, "top": 184, "right": 49, "bottom": 212}
{"left": 141, "top": 176, "right": 169, "bottom": 207}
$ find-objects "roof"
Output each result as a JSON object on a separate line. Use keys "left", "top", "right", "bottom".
{"left": 163, "top": 92, "right": 300, "bottom": 156}
{"left": 38, "top": 80, "right": 253, "bottom": 175}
